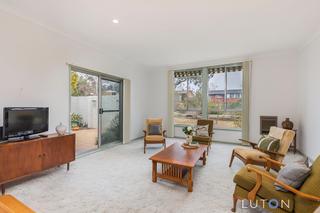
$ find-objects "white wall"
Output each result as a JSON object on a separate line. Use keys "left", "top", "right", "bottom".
{"left": 249, "top": 51, "right": 299, "bottom": 141}
{"left": 71, "top": 96, "right": 98, "bottom": 128}
{"left": 298, "top": 35, "right": 320, "bottom": 161}
{"left": 146, "top": 50, "right": 300, "bottom": 142}
{"left": 0, "top": 10, "right": 150, "bottom": 141}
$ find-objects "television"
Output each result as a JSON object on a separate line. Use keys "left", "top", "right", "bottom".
{"left": 3, "top": 107, "right": 49, "bottom": 140}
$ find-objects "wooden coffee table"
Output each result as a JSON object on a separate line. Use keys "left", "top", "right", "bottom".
{"left": 149, "top": 142, "right": 208, "bottom": 192}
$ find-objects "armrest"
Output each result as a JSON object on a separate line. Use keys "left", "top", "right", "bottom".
{"left": 239, "top": 139, "right": 257, "bottom": 149}
{"left": 162, "top": 130, "right": 167, "bottom": 137}
{"left": 259, "top": 156, "right": 285, "bottom": 171}
{"left": 263, "top": 149, "right": 285, "bottom": 157}
{"left": 143, "top": 130, "right": 147, "bottom": 137}
{"left": 247, "top": 166, "right": 320, "bottom": 202}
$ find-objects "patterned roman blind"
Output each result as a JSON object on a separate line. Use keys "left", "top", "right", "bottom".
{"left": 173, "top": 63, "right": 242, "bottom": 78}
{"left": 208, "top": 64, "right": 242, "bottom": 76}
{"left": 173, "top": 69, "right": 202, "bottom": 78}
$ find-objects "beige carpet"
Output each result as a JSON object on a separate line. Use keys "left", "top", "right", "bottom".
{"left": 6, "top": 138, "right": 303, "bottom": 213}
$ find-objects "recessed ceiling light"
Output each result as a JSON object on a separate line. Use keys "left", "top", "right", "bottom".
{"left": 112, "top": 19, "right": 119, "bottom": 24}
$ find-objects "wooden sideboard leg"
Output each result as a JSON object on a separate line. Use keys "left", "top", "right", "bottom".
{"left": 67, "top": 163, "right": 70, "bottom": 171}
{"left": 188, "top": 168, "right": 193, "bottom": 192}
{"left": 152, "top": 161, "right": 157, "bottom": 183}
{"left": 1, "top": 184, "right": 5, "bottom": 195}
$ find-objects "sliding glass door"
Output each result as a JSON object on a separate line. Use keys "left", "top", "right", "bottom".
{"left": 100, "top": 78, "right": 122, "bottom": 145}
{"left": 69, "top": 66, "right": 123, "bottom": 155}
{"left": 70, "top": 70, "right": 99, "bottom": 155}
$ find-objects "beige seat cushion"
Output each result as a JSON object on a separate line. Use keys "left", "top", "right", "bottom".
{"left": 234, "top": 147, "right": 270, "bottom": 162}
{"left": 145, "top": 135, "right": 164, "bottom": 142}
{"left": 192, "top": 135, "right": 211, "bottom": 143}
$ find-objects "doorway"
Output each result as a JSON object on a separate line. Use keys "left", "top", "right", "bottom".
{"left": 69, "top": 66, "right": 123, "bottom": 155}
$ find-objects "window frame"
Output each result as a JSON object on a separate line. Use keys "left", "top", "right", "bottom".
{"left": 174, "top": 75, "right": 203, "bottom": 113}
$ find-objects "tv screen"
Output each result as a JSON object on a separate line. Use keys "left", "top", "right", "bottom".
{"left": 3, "top": 107, "right": 49, "bottom": 139}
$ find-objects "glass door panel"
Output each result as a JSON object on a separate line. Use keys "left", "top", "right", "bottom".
{"left": 101, "top": 111, "right": 120, "bottom": 144}
{"left": 100, "top": 78, "right": 122, "bottom": 145}
{"left": 70, "top": 70, "right": 99, "bottom": 155}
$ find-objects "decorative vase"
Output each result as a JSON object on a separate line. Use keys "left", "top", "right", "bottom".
{"left": 186, "top": 135, "right": 193, "bottom": 145}
{"left": 56, "top": 122, "right": 67, "bottom": 135}
{"left": 282, "top": 118, "right": 294, "bottom": 130}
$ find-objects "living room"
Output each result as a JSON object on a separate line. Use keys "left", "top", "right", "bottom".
{"left": 0, "top": 1, "right": 319, "bottom": 212}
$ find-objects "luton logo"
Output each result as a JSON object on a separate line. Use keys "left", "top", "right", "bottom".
{"left": 241, "top": 199, "right": 291, "bottom": 209}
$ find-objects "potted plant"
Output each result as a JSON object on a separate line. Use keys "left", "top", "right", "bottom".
{"left": 71, "top": 113, "right": 83, "bottom": 131}
{"left": 182, "top": 126, "right": 193, "bottom": 145}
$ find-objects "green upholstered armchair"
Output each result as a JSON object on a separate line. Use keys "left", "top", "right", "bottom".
{"left": 192, "top": 119, "right": 214, "bottom": 154}
{"left": 232, "top": 156, "right": 320, "bottom": 212}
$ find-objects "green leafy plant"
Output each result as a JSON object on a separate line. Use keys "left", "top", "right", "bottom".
{"left": 182, "top": 126, "right": 193, "bottom": 135}
{"left": 71, "top": 113, "right": 83, "bottom": 128}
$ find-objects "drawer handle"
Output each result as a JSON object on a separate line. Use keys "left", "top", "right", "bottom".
{"left": 38, "top": 154, "right": 42, "bottom": 158}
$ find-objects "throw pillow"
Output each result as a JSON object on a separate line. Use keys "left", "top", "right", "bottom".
{"left": 196, "top": 125, "right": 209, "bottom": 137}
{"left": 275, "top": 161, "right": 311, "bottom": 192}
{"left": 257, "top": 136, "right": 280, "bottom": 152}
{"left": 148, "top": 124, "right": 161, "bottom": 135}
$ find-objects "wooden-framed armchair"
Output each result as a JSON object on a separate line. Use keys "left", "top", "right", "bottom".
{"left": 143, "top": 118, "right": 166, "bottom": 154}
{"left": 232, "top": 156, "right": 320, "bottom": 212}
{"left": 229, "top": 126, "right": 295, "bottom": 171}
{"left": 192, "top": 119, "right": 214, "bottom": 154}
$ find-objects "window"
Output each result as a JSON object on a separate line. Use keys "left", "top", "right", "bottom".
{"left": 208, "top": 69, "right": 242, "bottom": 129}
{"left": 173, "top": 64, "right": 243, "bottom": 131}
{"left": 174, "top": 72, "right": 202, "bottom": 126}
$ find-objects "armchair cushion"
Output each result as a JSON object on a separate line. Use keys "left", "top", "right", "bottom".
{"left": 145, "top": 135, "right": 164, "bottom": 142}
{"left": 197, "top": 119, "right": 213, "bottom": 136}
{"left": 295, "top": 156, "right": 320, "bottom": 213}
{"left": 192, "top": 135, "right": 211, "bottom": 143}
{"left": 148, "top": 124, "right": 162, "bottom": 135}
{"left": 195, "top": 125, "right": 209, "bottom": 137}
{"left": 257, "top": 136, "right": 280, "bottom": 152}
{"left": 234, "top": 147, "right": 270, "bottom": 162}
{"left": 275, "top": 162, "right": 311, "bottom": 192}
{"left": 234, "top": 165, "right": 294, "bottom": 212}
{"left": 269, "top": 126, "right": 286, "bottom": 140}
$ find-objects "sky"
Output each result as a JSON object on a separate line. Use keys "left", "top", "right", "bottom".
{"left": 208, "top": 71, "right": 242, "bottom": 90}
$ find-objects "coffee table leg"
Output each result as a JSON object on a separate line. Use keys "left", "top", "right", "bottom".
{"left": 188, "top": 168, "right": 193, "bottom": 192}
{"left": 203, "top": 151, "right": 207, "bottom": 166}
{"left": 152, "top": 161, "right": 157, "bottom": 183}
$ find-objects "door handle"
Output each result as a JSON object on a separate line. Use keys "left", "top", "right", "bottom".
{"left": 99, "top": 108, "right": 103, "bottom": 114}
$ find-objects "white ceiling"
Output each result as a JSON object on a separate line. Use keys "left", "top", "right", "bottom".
{"left": 1, "top": 0, "right": 320, "bottom": 67}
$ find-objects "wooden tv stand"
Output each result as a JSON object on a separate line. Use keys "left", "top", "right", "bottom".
{"left": 0, "top": 133, "right": 75, "bottom": 194}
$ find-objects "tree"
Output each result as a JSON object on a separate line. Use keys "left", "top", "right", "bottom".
{"left": 71, "top": 71, "right": 97, "bottom": 96}
{"left": 71, "top": 71, "right": 79, "bottom": 96}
